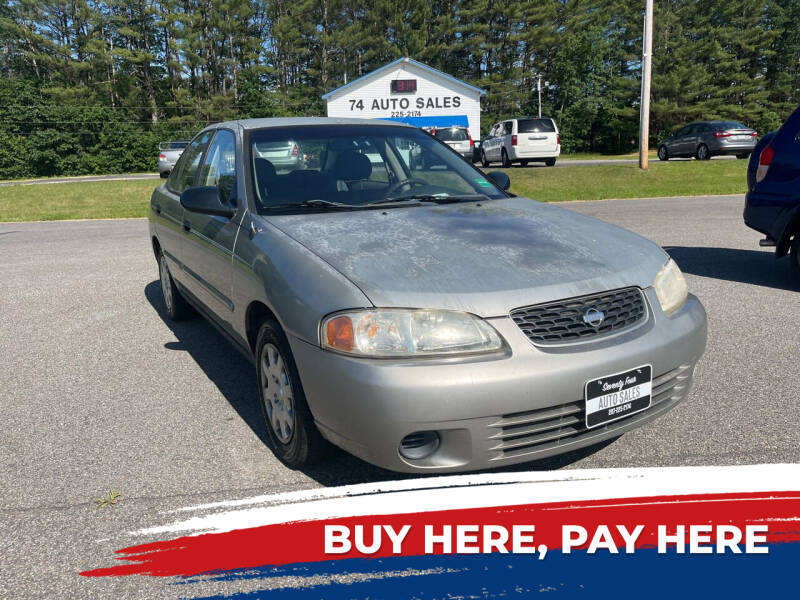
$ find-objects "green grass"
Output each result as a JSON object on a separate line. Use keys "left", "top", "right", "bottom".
{"left": 0, "top": 159, "right": 748, "bottom": 222}
{"left": 502, "top": 159, "right": 747, "bottom": 202}
{"left": 0, "top": 179, "right": 159, "bottom": 222}
{"left": 559, "top": 151, "right": 656, "bottom": 161}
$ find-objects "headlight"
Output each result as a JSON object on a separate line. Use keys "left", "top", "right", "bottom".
{"left": 654, "top": 258, "right": 688, "bottom": 315}
{"left": 321, "top": 309, "right": 504, "bottom": 357}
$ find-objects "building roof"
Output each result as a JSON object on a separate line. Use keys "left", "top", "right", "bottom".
{"left": 321, "top": 57, "right": 486, "bottom": 100}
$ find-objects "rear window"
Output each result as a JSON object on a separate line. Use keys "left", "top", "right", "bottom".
{"left": 714, "top": 122, "right": 748, "bottom": 131}
{"left": 165, "top": 141, "right": 188, "bottom": 150}
{"left": 517, "top": 119, "right": 555, "bottom": 133}
{"left": 434, "top": 128, "right": 469, "bottom": 142}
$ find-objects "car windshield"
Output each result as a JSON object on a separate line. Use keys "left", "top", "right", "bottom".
{"left": 248, "top": 125, "right": 506, "bottom": 212}
{"left": 434, "top": 128, "right": 469, "bottom": 142}
{"left": 517, "top": 119, "right": 555, "bottom": 133}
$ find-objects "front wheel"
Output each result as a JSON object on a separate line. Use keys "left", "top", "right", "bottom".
{"left": 737, "top": 153, "right": 750, "bottom": 160}
{"left": 501, "top": 149, "right": 511, "bottom": 168}
{"left": 696, "top": 144, "right": 711, "bottom": 160}
{"left": 481, "top": 150, "right": 489, "bottom": 168}
{"left": 256, "top": 319, "right": 328, "bottom": 468}
{"left": 520, "top": 160, "right": 529, "bottom": 167}
{"left": 791, "top": 235, "right": 800, "bottom": 280}
{"left": 658, "top": 146, "right": 669, "bottom": 161}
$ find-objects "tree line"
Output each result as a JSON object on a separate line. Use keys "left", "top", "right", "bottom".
{"left": 0, "top": 0, "right": 797, "bottom": 178}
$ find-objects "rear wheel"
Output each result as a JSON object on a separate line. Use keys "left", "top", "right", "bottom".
{"left": 158, "top": 251, "right": 193, "bottom": 320}
{"left": 520, "top": 160, "right": 529, "bottom": 167}
{"left": 696, "top": 144, "right": 711, "bottom": 160}
{"left": 658, "top": 145, "right": 669, "bottom": 161}
{"left": 256, "top": 319, "right": 328, "bottom": 468}
{"left": 159, "top": 171, "right": 169, "bottom": 179}
{"left": 737, "top": 153, "right": 750, "bottom": 160}
{"left": 545, "top": 158, "right": 556, "bottom": 167}
{"left": 481, "top": 150, "right": 489, "bottom": 168}
{"left": 501, "top": 149, "right": 511, "bottom": 168}
{"left": 791, "top": 235, "right": 800, "bottom": 280}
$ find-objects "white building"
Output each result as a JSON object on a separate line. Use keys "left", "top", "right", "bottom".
{"left": 323, "top": 57, "right": 485, "bottom": 141}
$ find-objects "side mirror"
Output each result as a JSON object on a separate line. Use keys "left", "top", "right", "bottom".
{"left": 180, "top": 186, "right": 235, "bottom": 218}
{"left": 486, "top": 171, "right": 511, "bottom": 191}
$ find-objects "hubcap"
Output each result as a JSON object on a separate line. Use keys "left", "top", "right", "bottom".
{"left": 159, "top": 255, "right": 173, "bottom": 312}
{"left": 260, "top": 343, "right": 295, "bottom": 444}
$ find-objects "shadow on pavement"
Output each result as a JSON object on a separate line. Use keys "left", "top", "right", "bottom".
{"left": 664, "top": 246, "right": 799, "bottom": 291}
{"left": 144, "top": 280, "right": 614, "bottom": 488}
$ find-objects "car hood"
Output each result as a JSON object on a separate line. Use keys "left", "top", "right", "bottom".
{"left": 263, "top": 197, "right": 668, "bottom": 317}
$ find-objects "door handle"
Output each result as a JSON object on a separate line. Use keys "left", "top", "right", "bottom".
{"left": 183, "top": 219, "right": 191, "bottom": 232}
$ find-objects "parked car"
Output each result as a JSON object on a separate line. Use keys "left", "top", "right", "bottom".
{"left": 472, "top": 139, "right": 483, "bottom": 163}
{"left": 658, "top": 121, "right": 757, "bottom": 161}
{"left": 743, "top": 105, "right": 800, "bottom": 278}
{"left": 150, "top": 117, "right": 706, "bottom": 474}
{"left": 254, "top": 139, "right": 306, "bottom": 170}
{"left": 432, "top": 126, "right": 473, "bottom": 160}
{"left": 481, "top": 117, "right": 561, "bottom": 167}
{"left": 157, "top": 140, "right": 189, "bottom": 177}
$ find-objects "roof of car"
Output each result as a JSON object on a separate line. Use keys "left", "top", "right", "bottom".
{"left": 215, "top": 117, "right": 415, "bottom": 131}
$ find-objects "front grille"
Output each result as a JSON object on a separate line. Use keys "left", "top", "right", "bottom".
{"left": 511, "top": 287, "right": 646, "bottom": 345}
{"left": 489, "top": 364, "right": 694, "bottom": 459}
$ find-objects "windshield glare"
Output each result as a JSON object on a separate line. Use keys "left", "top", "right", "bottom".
{"left": 434, "top": 128, "right": 469, "bottom": 142}
{"left": 249, "top": 125, "right": 505, "bottom": 212}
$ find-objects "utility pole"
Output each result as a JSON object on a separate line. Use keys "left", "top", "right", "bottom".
{"left": 639, "top": 0, "right": 653, "bottom": 170}
{"left": 537, "top": 74, "right": 543, "bottom": 118}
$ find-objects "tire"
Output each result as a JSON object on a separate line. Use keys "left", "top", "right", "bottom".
{"left": 481, "top": 150, "right": 489, "bottom": 168}
{"left": 159, "top": 171, "right": 169, "bottom": 179}
{"left": 158, "top": 251, "right": 194, "bottom": 320}
{"left": 791, "top": 235, "right": 800, "bottom": 280}
{"left": 737, "top": 153, "right": 750, "bottom": 160}
{"left": 520, "top": 160, "right": 529, "bottom": 167}
{"left": 658, "top": 146, "right": 669, "bottom": 161}
{"left": 255, "top": 319, "right": 328, "bottom": 468}
{"left": 545, "top": 158, "right": 556, "bottom": 167}
{"left": 501, "top": 149, "right": 511, "bottom": 168}
{"left": 696, "top": 144, "right": 711, "bottom": 160}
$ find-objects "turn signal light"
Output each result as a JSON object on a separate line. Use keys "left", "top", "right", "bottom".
{"left": 325, "top": 316, "right": 354, "bottom": 351}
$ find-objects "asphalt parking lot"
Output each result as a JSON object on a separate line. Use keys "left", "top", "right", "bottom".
{"left": 2, "top": 193, "right": 798, "bottom": 598}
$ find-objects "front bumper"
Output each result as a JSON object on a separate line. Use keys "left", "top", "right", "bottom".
{"left": 291, "top": 289, "right": 707, "bottom": 473}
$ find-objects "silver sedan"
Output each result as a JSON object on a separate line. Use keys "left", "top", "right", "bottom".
{"left": 149, "top": 118, "right": 707, "bottom": 473}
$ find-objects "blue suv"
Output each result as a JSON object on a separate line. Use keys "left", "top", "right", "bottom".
{"left": 744, "top": 105, "right": 800, "bottom": 279}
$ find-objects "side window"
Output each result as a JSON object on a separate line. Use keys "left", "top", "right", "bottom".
{"left": 676, "top": 126, "right": 690, "bottom": 137}
{"left": 490, "top": 124, "right": 500, "bottom": 138}
{"left": 504, "top": 121, "right": 514, "bottom": 135}
{"left": 198, "top": 130, "right": 237, "bottom": 203}
{"left": 168, "top": 130, "right": 213, "bottom": 194}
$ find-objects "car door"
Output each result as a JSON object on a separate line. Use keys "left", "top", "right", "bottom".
{"left": 154, "top": 130, "right": 214, "bottom": 283}
{"left": 669, "top": 125, "right": 692, "bottom": 156}
{"left": 179, "top": 128, "right": 242, "bottom": 324}
{"left": 501, "top": 121, "right": 513, "bottom": 156}
{"left": 487, "top": 124, "right": 501, "bottom": 161}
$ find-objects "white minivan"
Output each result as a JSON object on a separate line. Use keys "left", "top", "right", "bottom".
{"left": 481, "top": 117, "right": 561, "bottom": 167}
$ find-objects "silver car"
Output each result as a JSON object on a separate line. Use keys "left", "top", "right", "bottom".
{"left": 432, "top": 126, "right": 473, "bottom": 160}
{"left": 658, "top": 121, "right": 757, "bottom": 161}
{"left": 158, "top": 140, "right": 190, "bottom": 177}
{"left": 150, "top": 118, "right": 707, "bottom": 474}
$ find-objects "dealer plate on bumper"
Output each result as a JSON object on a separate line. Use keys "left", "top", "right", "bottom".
{"left": 585, "top": 365, "right": 652, "bottom": 429}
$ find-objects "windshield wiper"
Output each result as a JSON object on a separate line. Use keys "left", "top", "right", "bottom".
{"left": 368, "top": 193, "right": 491, "bottom": 206}
{"left": 263, "top": 198, "right": 354, "bottom": 211}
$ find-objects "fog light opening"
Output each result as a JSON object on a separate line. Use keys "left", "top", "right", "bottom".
{"left": 399, "top": 431, "right": 440, "bottom": 460}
